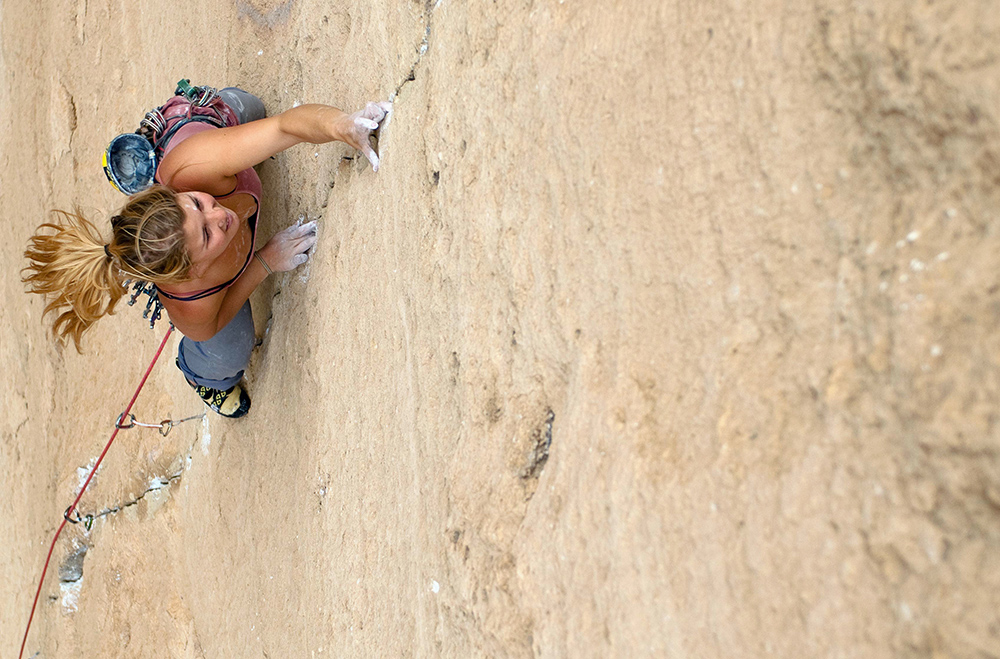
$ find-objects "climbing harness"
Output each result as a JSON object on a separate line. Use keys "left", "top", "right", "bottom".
{"left": 103, "top": 80, "right": 241, "bottom": 327}
{"left": 17, "top": 325, "right": 203, "bottom": 659}
{"left": 102, "top": 79, "right": 237, "bottom": 194}
{"left": 103, "top": 80, "right": 246, "bottom": 324}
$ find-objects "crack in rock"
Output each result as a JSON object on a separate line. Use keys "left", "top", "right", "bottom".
{"left": 81, "top": 470, "right": 184, "bottom": 522}
{"left": 51, "top": 435, "right": 201, "bottom": 626}
{"left": 74, "top": 427, "right": 204, "bottom": 523}
{"left": 392, "top": 24, "right": 431, "bottom": 100}
{"left": 391, "top": 0, "right": 440, "bottom": 101}
{"left": 522, "top": 409, "right": 555, "bottom": 481}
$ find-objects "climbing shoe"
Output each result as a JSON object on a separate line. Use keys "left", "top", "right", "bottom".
{"left": 192, "top": 382, "right": 251, "bottom": 418}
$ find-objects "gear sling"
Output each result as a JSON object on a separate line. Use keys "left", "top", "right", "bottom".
{"left": 102, "top": 80, "right": 240, "bottom": 196}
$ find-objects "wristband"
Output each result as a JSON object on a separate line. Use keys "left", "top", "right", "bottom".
{"left": 255, "top": 251, "right": 274, "bottom": 275}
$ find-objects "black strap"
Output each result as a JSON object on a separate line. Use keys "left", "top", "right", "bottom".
{"left": 155, "top": 210, "right": 258, "bottom": 302}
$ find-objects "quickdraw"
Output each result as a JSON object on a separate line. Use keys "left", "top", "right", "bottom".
{"left": 124, "top": 279, "right": 165, "bottom": 329}
{"left": 62, "top": 507, "right": 94, "bottom": 531}
{"left": 60, "top": 409, "right": 203, "bottom": 531}
{"left": 114, "top": 411, "right": 204, "bottom": 437}
{"left": 18, "top": 326, "right": 178, "bottom": 659}
{"left": 136, "top": 80, "right": 226, "bottom": 150}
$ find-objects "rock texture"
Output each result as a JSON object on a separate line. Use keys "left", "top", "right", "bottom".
{"left": 2, "top": 0, "right": 998, "bottom": 657}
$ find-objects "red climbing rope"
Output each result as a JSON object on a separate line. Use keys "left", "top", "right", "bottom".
{"left": 18, "top": 325, "right": 175, "bottom": 659}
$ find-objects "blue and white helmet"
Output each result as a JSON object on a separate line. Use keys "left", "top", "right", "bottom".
{"left": 102, "top": 133, "right": 157, "bottom": 195}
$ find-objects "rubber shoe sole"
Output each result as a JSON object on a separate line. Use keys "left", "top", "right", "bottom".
{"left": 194, "top": 382, "right": 251, "bottom": 418}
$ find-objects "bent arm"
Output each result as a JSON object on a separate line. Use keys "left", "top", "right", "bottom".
{"left": 164, "top": 221, "right": 318, "bottom": 341}
{"left": 164, "top": 256, "right": 271, "bottom": 342}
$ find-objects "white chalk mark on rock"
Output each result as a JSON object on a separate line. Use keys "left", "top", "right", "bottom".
{"left": 60, "top": 580, "right": 82, "bottom": 613}
{"left": 76, "top": 457, "right": 99, "bottom": 495}
{"left": 201, "top": 414, "right": 211, "bottom": 456}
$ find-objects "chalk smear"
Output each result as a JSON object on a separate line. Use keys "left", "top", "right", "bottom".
{"left": 61, "top": 580, "right": 82, "bottom": 613}
{"left": 201, "top": 414, "right": 211, "bottom": 456}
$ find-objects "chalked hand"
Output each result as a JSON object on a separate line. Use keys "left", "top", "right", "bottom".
{"left": 260, "top": 220, "right": 318, "bottom": 272}
{"left": 340, "top": 101, "right": 392, "bottom": 172}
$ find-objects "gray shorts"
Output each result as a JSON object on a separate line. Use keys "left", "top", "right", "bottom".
{"left": 176, "top": 301, "right": 256, "bottom": 389}
{"left": 219, "top": 87, "right": 267, "bottom": 125}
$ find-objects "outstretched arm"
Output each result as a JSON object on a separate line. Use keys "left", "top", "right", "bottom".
{"left": 159, "top": 101, "right": 391, "bottom": 196}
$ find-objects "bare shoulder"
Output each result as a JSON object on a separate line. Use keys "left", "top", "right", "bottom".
{"left": 160, "top": 294, "right": 223, "bottom": 342}
{"left": 158, "top": 143, "right": 238, "bottom": 197}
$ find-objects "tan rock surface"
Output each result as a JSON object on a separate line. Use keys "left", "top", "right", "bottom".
{"left": 2, "top": 0, "right": 999, "bottom": 657}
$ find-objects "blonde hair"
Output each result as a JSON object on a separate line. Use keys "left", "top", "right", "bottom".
{"left": 23, "top": 185, "right": 191, "bottom": 351}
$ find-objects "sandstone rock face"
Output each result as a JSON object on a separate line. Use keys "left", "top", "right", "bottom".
{"left": 1, "top": 1, "right": 998, "bottom": 657}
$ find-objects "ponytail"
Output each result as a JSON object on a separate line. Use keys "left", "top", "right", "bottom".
{"left": 23, "top": 210, "right": 125, "bottom": 351}
{"left": 23, "top": 186, "right": 189, "bottom": 351}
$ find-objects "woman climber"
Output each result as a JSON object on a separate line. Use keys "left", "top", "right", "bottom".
{"left": 22, "top": 86, "right": 391, "bottom": 418}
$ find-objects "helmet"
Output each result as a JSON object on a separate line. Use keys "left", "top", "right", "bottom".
{"left": 102, "top": 133, "right": 157, "bottom": 195}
